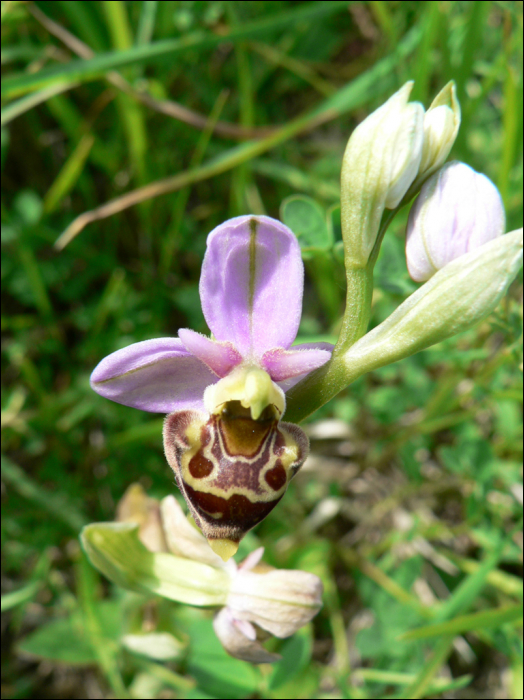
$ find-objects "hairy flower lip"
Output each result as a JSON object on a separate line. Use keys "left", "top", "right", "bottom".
{"left": 90, "top": 215, "right": 333, "bottom": 416}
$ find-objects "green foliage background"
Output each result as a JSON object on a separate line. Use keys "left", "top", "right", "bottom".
{"left": 1, "top": 1, "right": 522, "bottom": 698}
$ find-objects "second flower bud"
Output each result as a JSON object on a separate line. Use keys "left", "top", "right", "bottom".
{"left": 406, "top": 161, "right": 505, "bottom": 282}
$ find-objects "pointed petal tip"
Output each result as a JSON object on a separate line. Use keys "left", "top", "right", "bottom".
{"left": 208, "top": 538, "right": 239, "bottom": 562}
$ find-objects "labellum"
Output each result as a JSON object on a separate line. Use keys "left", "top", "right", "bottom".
{"left": 163, "top": 400, "right": 309, "bottom": 561}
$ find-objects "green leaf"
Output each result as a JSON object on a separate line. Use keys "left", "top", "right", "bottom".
{"left": 268, "top": 625, "right": 313, "bottom": 691}
{"left": 176, "top": 608, "right": 260, "bottom": 699}
{"left": 18, "top": 614, "right": 98, "bottom": 665}
{"left": 281, "top": 195, "right": 332, "bottom": 252}
{"left": 18, "top": 601, "right": 122, "bottom": 665}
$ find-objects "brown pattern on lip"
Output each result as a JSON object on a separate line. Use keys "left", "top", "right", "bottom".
{"left": 183, "top": 483, "right": 282, "bottom": 540}
{"left": 188, "top": 451, "right": 214, "bottom": 478}
{"left": 163, "top": 403, "right": 309, "bottom": 545}
{"left": 264, "top": 461, "right": 287, "bottom": 491}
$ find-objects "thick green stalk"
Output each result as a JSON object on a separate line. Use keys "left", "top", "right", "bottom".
{"left": 285, "top": 264, "right": 373, "bottom": 423}
{"left": 285, "top": 211, "right": 397, "bottom": 424}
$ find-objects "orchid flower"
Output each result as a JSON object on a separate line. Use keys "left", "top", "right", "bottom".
{"left": 91, "top": 215, "right": 333, "bottom": 560}
{"left": 83, "top": 484, "right": 323, "bottom": 664}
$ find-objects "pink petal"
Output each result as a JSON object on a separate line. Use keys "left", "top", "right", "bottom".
{"left": 261, "top": 344, "right": 333, "bottom": 381}
{"left": 213, "top": 608, "right": 281, "bottom": 664}
{"left": 90, "top": 338, "right": 217, "bottom": 413}
{"left": 199, "top": 216, "right": 304, "bottom": 360}
{"left": 178, "top": 328, "right": 242, "bottom": 378}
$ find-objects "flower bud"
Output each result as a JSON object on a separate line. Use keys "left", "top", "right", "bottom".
{"left": 341, "top": 81, "right": 424, "bottom": 267}
{"left": 404, "top": 81, "right": 460, "bottom": 201}
{"left": 406, "top": 162, "right": 505, "bottom": 282}
{"left": 227, "top": 565, "right": 323, "bottom": 638}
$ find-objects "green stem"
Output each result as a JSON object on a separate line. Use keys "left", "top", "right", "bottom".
{"left": 285, "top": 209, "right": 398, "bottom": 424}
{"left": 284, "top": 265, "right": 372, "bottom": 423}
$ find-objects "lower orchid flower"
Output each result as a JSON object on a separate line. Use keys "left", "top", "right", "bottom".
{"left": 91, "top": 215, "right": 333, "bottom": 560}
{"left": 86, "top": 485, "right": 323, "bottom": 664}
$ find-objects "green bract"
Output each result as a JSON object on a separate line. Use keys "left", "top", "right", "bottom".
{"left": 343, "top": 229, "right": 523, "bottom": 381}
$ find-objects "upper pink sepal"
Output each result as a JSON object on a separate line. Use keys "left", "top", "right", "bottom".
{"left": 199, "top": 216, "right": 304, "bottom": 360}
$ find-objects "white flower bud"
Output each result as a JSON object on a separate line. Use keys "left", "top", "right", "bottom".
{"left": 80, "top": 521, "right": 230, "bottom": 606}
{"left": 404, "top": 81, "right": 461, "bottom": 201}
{"left": 406, "top": 162, "right": 506, "bottom": 282}
{"left": 341, "top": 81, "right": 424, "bottom": 267}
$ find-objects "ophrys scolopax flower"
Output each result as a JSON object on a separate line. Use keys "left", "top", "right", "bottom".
{"left": 91, "top": 215, "right": 333, "bottom": 560}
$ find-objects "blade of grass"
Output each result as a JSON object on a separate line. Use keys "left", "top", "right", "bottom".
{"left": 1, "top": 581, "right": 41, "bottom": 612}
{"left": 410, "top": 1, "right": 442, "bottom": 105}
{"left": 102, "top": 0, "right": 147, "bottom": 184}
{"left": 404, "top": 635, "right": 455, "bottom": 700}
{"left": 76, "top": 552, "right": 129, "bottom": 698}
{"left": 249, "top": 40, "right": 336, "bottom": 97}
{"left": 108, "top": 419, "right": 165, "bottom": 449}
{"left": 399, "top": 603, "right": 523, "bottom": 641}
{"left": 136, "top": 1, "right": 158, "bottom": 46}
{"left": 1, "top": 80, "right": 80, "bottom": 126}
{"left": 455, "top": 1, "right": 490, "bottom": 102}
{"left": 227, "top": 1, "right": 256, "bottom": 215}
{"left": 102, "top": 0, "right": 133, "bottom": 49}
{"left": 251, "top": 159, "right": 340, "bottom": 200}
{"left": 338, "top": 547, "right": 436, "bottom": 620}
{"left": 43, "top": 134, "right": 95, "bottom": 213}
{"left": 355, "top": 668, "right": 472, "bottom": 692}
{"left": 368, "top": 1, "right": 398, "bottom": 47}
{"left": 2, "top": 1, "right": 351, "bottom": 99}
{"left": 91, "top": 268, "right": 127, "bottom": 334}
{"left": 17, "top": 243, "right": 53, "bottom": 320}
{"left": 57, "top": 0, "right": 107, "bottom": 53}
{"left": 444, "top": 551, "right": 523, "bottom": 598}
{"left": 160, "top": 89, "right": 229, "bottom": 276}
{"left": 434, "top": 538, "right": 506, "bottom": 623}
{"left": 1, "top": 551, "right": 50, "bottom": 612}
{"left": 26, "top": 2, "right": 274, "bottom": 140}
{"left": 54, "top": 26, "right": 421, "bottom": 249}
{"left": 45, "top": 90, "right": 118, "bottom": 173}
{"left": 498, "top": 64, "right": 519, "bottom": 204}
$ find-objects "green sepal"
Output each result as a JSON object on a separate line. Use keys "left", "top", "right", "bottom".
{"left": 81, "top": 522, "right": 230, "bottom": 606}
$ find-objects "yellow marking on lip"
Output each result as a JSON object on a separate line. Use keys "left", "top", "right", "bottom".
{"left": 207, "top": 538, "right": 239, "bottom": 562}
